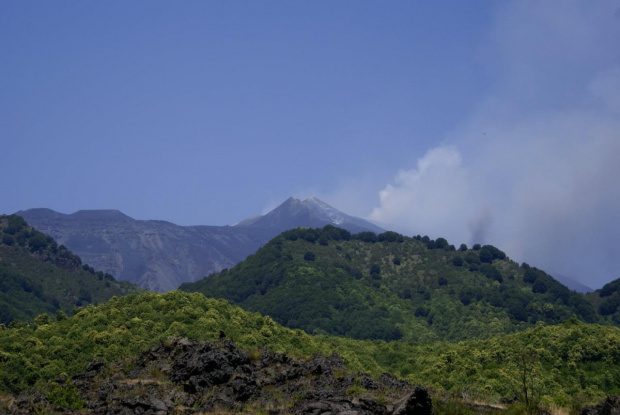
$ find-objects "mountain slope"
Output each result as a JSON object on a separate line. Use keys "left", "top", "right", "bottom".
{"left": 0, "top": 290, "right": 618, "bottom": 408}
{"left": 0, "top": 215, "right": 142, "bottom": 324}
{"left": 554, "top": 273, "right": 593, "bottom": 293}
{"left": 17, "top": 197, "right": 382, "bottom": 291}
{"left": 235, "top": 196, "right": 384, "bottom": 234}
{"left": 181, "top": 226, "right": 598, "bottom": 342}
{"left": 16, "top": 209, "right": 267, "bottom": 292}
{"left": 585, "top": 277, "right": 620, "bottom": 322}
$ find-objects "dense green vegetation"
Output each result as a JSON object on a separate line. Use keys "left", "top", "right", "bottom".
{"left": 0, "top": 215, "right": 142, "bottom": 324}
{"left": 585, "top": 278, "right": 620, "bottom": 324}
{"left": 0, "top": 290, "right": 618, "bottom": 409}
{"left": 181, "top": 226, "right": 598, "bottom": 342}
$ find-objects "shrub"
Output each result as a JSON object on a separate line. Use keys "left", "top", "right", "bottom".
{"left": 465, "top": 252, "right": 480, "bottom": 265}
{"left": 435, "top": 237, "right": 449, "bottom": 250}
{"left": 523, "top": 269, "right": 539, "bottom": 284}
{"left": 28, "top": 232, "right": 48, "bottom": 253}
{"left": 600, "top": 297, "right": 620, "bottom": 316}
{"left": 356, "top": 232, "right": 377, "bottom": 243}
{"left": 480, "top": 264, "right": 503, "bottom": 283}
{"left": 532, "top": 279, "right": 549, "bottom": 294}
{"left": 2, "top": 234, "right": 15, "bottom": 246}
{"left": 5, "top": 215, "right": 27, "bottom": 235}
{"left": 378, "top": 231, "right": 405, "bottom": 243}
{"left": 303, "top": 251, "right": 316, "bottom": 261}
{"left": 479, "top": 247, "right": 494, "bottom": 263}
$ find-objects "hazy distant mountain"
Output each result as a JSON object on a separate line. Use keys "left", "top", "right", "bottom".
{"left": 17, "top": 197, "right": 382, "bottom": 292}
{"left": 553, "top": 274, "right": 593, "bottom": 293}
{"left": 235, "top": 197, "right": 384, "bottom": 234}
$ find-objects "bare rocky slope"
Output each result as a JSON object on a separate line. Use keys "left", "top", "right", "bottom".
{"left": 17, "top": 198, "right": 382, "bottom": 292}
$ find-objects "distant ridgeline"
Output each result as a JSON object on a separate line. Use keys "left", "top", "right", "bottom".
{"left": 181, "top": 225, "right": 601, "bottom": 342}
{"left": 0, "top": 214, "right": 142, "bottom": 324}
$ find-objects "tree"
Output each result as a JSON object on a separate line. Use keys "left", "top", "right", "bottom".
{"left": 356, "top": 232, "right": 377, "bottom": 243}
{"left": 5, "top": 215, "right": 27, "bottom": 235}
{"left": 28, "top": 232, "right": 48, "bottom": 253}
{"left": 472, "top": 244, "right": 481, "bottom": 251}
{"left": 2, "top": 234, "right": 14, "bottom": 246}
{"left": 532, "top": 279, "right": 548, "bottom": 294}
{"left": 599, "top": 297, "right": 620, "bottom": 316}
{"left": 464, "top": 252, "right": 480, "bottom": 265}
{"left": 304, "top": 251, "right": 315, "bottom": 261}
{"left": 435, "top": 237, "right": 449, "bottom": 250}
{"left": 452, "top": 256, "right": 464, "bottom": 267}
{"left": 479, "top": 248, "right": 494, "bottom": 263}
{"left": 513, "top": 345, "right": 542, "bottom": 409}
{"left": 523, "top": 269, "right": 539, "bottom": 284}
{"left": 378, "top": 231, "right": 404, "bottom": 243}
{"left": 459, "top": 244, "right": 468, "bottom": 252}
{"left": 56, "top": 310, "right": 68, "bottom": 321}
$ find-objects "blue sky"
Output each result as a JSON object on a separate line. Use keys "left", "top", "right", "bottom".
{"left": 2, "top": 1, "right": 620, "bottom": 288}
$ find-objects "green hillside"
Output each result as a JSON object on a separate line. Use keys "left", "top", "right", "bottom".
{"left": 180, "top": 226, "right": 598, "bottom": 342}
{"left": 0, "top": 214, "right": 143, "bottom": 324}
{"left": 0, "top": 290, "right": 618, "bottom": 408}
{"left": 585, "top": 278, "right": 620, "bottom": 323}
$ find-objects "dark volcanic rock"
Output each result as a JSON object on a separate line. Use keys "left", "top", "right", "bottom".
{"left": 581, "top": 396, "right": 620, "bottom": 415}
{"left": 4, "top": 338, "right": 427, "bottom": 414}
{"left": 392, "top": 387, "right": 433, "bottom": 415}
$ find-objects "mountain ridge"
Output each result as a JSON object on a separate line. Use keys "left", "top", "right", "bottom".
{"left": 181, "top": 226, "right": 599, "bottom": 342}
{"left": 0, "top": 214, "right": 142, "bottom": 324}
{"left": 16, "top": 197, "right": 382, "bottom": 291}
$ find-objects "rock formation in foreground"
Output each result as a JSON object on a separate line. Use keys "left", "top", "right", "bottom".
{"left": 7, "top": 338, "right": 430, "bottom": 414}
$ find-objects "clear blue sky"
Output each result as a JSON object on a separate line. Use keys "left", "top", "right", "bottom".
{"left": 2, "top": 1, "right": 619, "bottom": 288}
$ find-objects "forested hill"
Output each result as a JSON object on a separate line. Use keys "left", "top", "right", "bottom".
{"left": 0, "top": 214, "right": 143, "bottom": 324}
{"left": 1, "top": 291, "right": 619, "bottom": 409}
{"left": 585, "top": 278, "right": 620, "bottom": 322}
{"left": 181, "top": 226, "right": 598, "bottom": 342}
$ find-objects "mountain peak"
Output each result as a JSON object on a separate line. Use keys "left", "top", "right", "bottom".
{"left": 235, "top": 196, "right": 384, "bottom": 234}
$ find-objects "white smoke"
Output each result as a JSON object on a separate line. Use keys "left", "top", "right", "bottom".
{"left": 367, "top": 1, "right": 620, "bottom": 288}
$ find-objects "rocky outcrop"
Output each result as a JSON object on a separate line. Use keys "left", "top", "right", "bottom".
{"left": 6, "top": 338, "right": 429, "bottom": 414}
{"left": 580, "top": 396, "right": 620, "bottom": 415}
